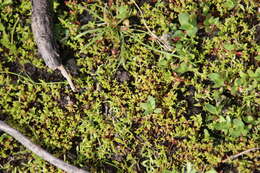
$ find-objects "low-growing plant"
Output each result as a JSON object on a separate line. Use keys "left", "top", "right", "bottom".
{"left": 140, "top": 96, "right": 162, "bottom": 115}
{"left": 177, "top": 12, "right": 198, "bottom": 38}
{"left": 209, "top": 116, "right": 250, "bottom": 138}
{"left": 0, "top": 0, "right": 259, "bottom": 172}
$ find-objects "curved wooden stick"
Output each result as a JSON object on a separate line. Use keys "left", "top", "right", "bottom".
{"left": 0, "top": 120, "right": 88, "bottom": 173}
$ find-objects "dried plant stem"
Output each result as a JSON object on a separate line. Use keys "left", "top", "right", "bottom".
{"left": 0, "top": 120, "right": 88, "bottom": 173}
{"left": 131, "top": 0, "right": 172, "bottom": 51}
{"left": 222, "top": 147, "right": 260, "bottom": 162}
{"left": 57, "top": 65, "right": 77, "bottom": 92}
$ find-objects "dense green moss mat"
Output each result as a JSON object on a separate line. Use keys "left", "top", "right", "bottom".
{"left": 0, "top": 0, "right": 259, "bottom": 172}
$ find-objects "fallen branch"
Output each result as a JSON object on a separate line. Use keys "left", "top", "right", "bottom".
{"left": 31, "top": 0, "right": 76, "bottom": 91}
{"left": 0, "top": 120, "right": 88, "bottom": 173}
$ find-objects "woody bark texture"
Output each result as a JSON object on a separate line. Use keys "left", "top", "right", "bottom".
{"left": 31, "top": 0, "right": 61, "bottom": 70}
{"left": 31, "top": 0, "right": 76, "bottom": 91}
{"left": 0, "top": 120, "right": 88, "bottom": 173}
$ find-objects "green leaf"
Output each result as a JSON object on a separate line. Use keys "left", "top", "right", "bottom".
{"left": 186, "top": 26, "right": 198, "bottom": 37}
{"left": 163, "top": 71, "right": 172, "bottom": 81}
{"left": 158, "top": 58, "right": 168, "bottom": 68}
{"left": 178, "top": 13, "right": 198, "bottom": 37}
{"left": 208, "top": 73, "right": 225, "bottom": 87}
{"left": 147, "top": 96, "right": 156, "bottom": 109}
{"left": 178, "top": 13, "right": 190, "bottom": 26}
{"left": 213, "top": 122, "right": 225, "bottom": 131}
{"left": 114, "top": 137, "right": 125, "bottom": 144}
{"left": 224, "top": 43, "right": 235, "bottom": 51}
{"left": 255, "top": 68, "right": 260, "bottom": 78}
{"left": 247, "top": 69, "right": 255, "bottom": 78}
{"left": 189, "top": 14, "right": 197, "bottom": 26}
{"left": 229, "top": 129, "right": 241, "bottom": 138}
{"left": 0, "top": 23, "right": 4, "bottom": 31}
{"left": 230, "top": 119, "right": 248, "bottom": 137}
{"left": 140, "top": 96, "right": 158, "bottom": 114}
{"left": 233, "top": 119, "right": 244, "bottom": 128}
{"left": 204, "top": 103, "right": 218, "bottom": 114}
{"left": 176, "top": 62, "right": 189, "bottom": 73}
{"left": 255, "top": 55, "right": 260, "bottom": 61}
{"left": 173, "top": 30, "right": 185, "bottom": 38}
{"left": 154, "top": 108, "right": 162, "bottom": 114}
{"left": 224, "top": 0, "right": 235, "bottom": 10}
{"left": 204, "top": 16, "right": 219, "bottom": 26}
{"left": 244, "top": 116, "right": 254, "bottom": 123}
{"left": 140, "top": 103, "right": 148, "bottom": 110}
{"left": 234, "top": 78, "right": 242, "bottom": 86}
{"left": 180, "top": 23, "right": 194, "bottom": 30}
{"left": 175, "top": 42, "right": 183, "bottom": 50}
{"left": 116, "top": 5, "right": 129, "bottom": 20}
{"left": 202, "top": 5, "right": 210, "bottom": 15}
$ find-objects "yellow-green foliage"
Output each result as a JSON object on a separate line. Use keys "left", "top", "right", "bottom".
{"left": 0, "top": 0, "right": 259, "bottom": 172}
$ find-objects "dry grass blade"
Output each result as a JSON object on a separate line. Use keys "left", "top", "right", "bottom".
{"left": 57, "top": 65, "right": 77, "bottom": 92}
{"left": 131, "top": 0, "right": 172, "bottom": 51}
{"left": 222, "top": 148, "right": 260, "bottom": 162}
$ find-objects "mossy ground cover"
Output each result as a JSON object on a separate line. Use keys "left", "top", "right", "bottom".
{"left": 0, "top": 0, "right": 259, "bottom": 172}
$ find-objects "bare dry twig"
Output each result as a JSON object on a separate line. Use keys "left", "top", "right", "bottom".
{"left": 131, "top": 0, "right": 173, "bottom": 51}
{"left": 0, "top": 120, "right": 88, "bottom": 173}
{"left": 57, "top": 65, "right": 77, "bottom": 91}
{"left": 222, "top": 147, "right": 260, "bottom": 162}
